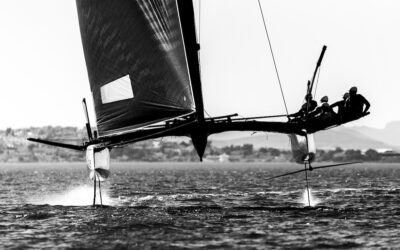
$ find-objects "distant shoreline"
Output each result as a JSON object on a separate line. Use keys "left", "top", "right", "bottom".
{"left": 1, "top": 162, "right": 399, "bottom": 169}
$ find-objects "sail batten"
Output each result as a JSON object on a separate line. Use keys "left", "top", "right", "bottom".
{"left": 76, "top": 0, "right": 195, "bottom": 136}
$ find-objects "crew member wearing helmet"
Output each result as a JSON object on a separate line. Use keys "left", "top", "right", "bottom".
{"left": 347, "top": 86, "right": 370, "bottom": 116}
{"left": 288, "top": 93, "right": 317, "bottom": 121}
{"left": 310, "top": 96, "right": 336, "bottom": 122}
{"left": 331, "top": 92, "right": 350, "bottom": 121}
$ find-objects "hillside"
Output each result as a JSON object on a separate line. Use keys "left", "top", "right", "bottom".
{"left": 353, "top": 121, "right": 400, "bottom": 147}
{"left": 1, "top": 122, "right": 399, "bottom": 163}
{"left": 210, "top": 126, "right": 397, "bottom": 150}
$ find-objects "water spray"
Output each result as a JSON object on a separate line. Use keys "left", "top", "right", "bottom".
{"left": 304, "top": 163, "right": 311, "bottom": 207}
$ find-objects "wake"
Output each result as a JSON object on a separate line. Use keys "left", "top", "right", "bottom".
{"left": 298, "top": 188, "right": 321, "bottom": 207}
{"left": 28, "top": 185, "right": 117, "bottom": 206}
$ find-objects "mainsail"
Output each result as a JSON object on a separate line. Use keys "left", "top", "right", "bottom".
{"left": 76, "top": 0, "right": 196, "bottom": 136}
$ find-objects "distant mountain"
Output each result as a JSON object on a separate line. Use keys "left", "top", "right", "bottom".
{"left": 314, "top": 127, "right": 394, "bottom": 150}
{"left": 209, "top": 126, "right": 397, "bottom": 150}
{"left": 352, "top": 121, "right": 400, "bottom": 147}
{"left": 209, "top": 131, "right": 291, "bottom": 149}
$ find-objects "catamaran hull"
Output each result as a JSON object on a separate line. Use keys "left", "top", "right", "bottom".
{"left": 288, "top": 134, "right": 316, "bottom": 164}
{"left": 86, "top": 145, "right": 110, "bottom": 181}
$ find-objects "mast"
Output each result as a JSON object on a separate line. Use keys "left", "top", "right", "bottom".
{"left": 307, "top": 45, "right": 327, "bottom": 95}
{"left": 176, "top": 0, "right": 205, "bottom": 123}
{"left": 176, "top": 0, "right": 207, "bottom": 161}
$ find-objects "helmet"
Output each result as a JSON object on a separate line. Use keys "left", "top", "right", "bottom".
{"left": 343, "top": 92, "right": 349, "bottom": 99}
{"left": 320, "top": 96, "right": 328, "bottom": 103}
{"left": 349, "top": 86, "right": 357, "bottom": 93}
{"left": 305, "top": 93, "right": 313, "bottom": 100}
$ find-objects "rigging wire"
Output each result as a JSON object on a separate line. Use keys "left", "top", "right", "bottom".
{"left": 257, "top": 0, "right": 289, "bottom": 116}
{"left": 313, "top": 66, "right": 322, "bottom": 98}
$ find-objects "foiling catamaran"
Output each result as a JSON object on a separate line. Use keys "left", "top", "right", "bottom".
{"left": 28, "top": 0, "right": 369, "bottom": 207}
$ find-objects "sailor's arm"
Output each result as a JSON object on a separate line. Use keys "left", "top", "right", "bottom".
{"left": 308, "top": 107, "right": 321, "bottom": 117}
{"left": 361, "top": 95, "right": 370, "bottom": 113}
{"left": 288, "top": 106, "right": 306, "bottom": 117}
{"left": 329, "top": 101, "right": 342, "bottom": 113}
{"left": 288, "top": 110, "right": 301, "bottom": 117}
{"left": 330, "top": 101, "right": 340, "bottom": 108}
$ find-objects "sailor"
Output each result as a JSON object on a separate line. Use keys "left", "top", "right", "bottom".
{"left": 330, "top": 92, "right": 350, "bottom": 121}
{"left": 310, "top": 96, "right": 328, "bottom": 115}
{"left": 288, "top": 94, "right": 317, "bottom": 121}
{"left": 310, "top": 96, "right": 336, "bottom": 122}
{"left": 346, "top": 86, "right": 370, "bottom": 116}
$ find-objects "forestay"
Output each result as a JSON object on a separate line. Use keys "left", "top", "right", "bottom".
{"left": 76, "top": 0, "right": 195, "bottom": 136}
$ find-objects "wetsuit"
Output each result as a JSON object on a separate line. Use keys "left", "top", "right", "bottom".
{"left": 289, "top": 100, "right": 317, "bottom": 120}
{"left": 330, "top": 99, "right": 349, "bottom": 121}
{"left": 347, "top": 94, "right": 370, "bottom": 115}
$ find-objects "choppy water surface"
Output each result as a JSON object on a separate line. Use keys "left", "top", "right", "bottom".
{"left": 1, "top": 163, "right": 399, "bottom": 249}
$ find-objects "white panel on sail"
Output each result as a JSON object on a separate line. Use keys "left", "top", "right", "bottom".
{"left": 100, "top": 75, "right": 134, "bottom": 104}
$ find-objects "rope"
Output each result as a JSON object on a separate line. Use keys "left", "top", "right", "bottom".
{"left": 257, "top": 0, "right": 289, "bottom": 116}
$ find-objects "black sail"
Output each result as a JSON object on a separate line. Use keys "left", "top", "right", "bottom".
{"left": 76, "top": 0, "right": 195, "bottom": 136}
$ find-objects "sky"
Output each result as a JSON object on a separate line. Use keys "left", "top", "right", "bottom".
{"left": 1, "top": 0, "right": 399, "bottom": 130}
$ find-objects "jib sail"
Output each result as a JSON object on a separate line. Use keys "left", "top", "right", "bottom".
{"left": 76, "top": 0, "right": 195, "bottom": 136}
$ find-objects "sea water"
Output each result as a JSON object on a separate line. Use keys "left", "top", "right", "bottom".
{"left": 0, "top": 162, "right": 399, "bottom": 249}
